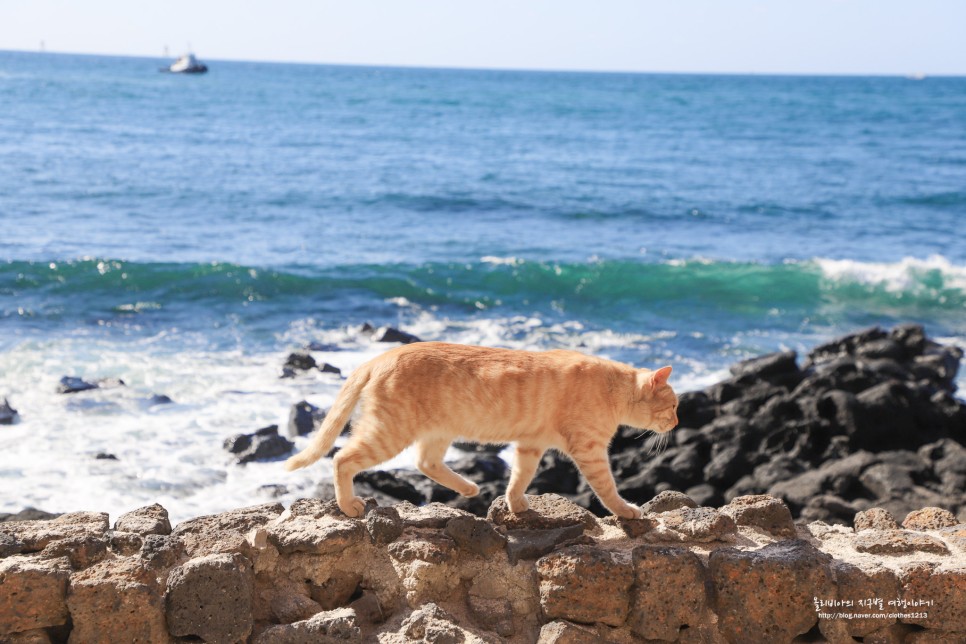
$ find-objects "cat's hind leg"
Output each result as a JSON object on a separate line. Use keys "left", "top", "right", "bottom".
{"left": 414, "top": 438, "right": 479, "bottom": 498}
{"left": 506, "top": 444, "right": 545, "bottom": 513}
{"left": 570, "top": 446, "right": 642, "bottom": 519}
{"left": 332, "top": 426, "right": 407, "bottom": 518}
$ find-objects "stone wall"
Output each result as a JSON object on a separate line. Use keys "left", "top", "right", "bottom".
{"left": 1, "top": 493, "right": 964, "bottom": 643}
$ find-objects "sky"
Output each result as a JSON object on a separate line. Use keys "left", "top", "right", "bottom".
{"left": 1, "top": 0, "right": 965, "bottom": 76}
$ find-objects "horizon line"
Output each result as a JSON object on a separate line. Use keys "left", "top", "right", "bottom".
{"left": 2, "top": 47, "right": 961, "bottom": 80}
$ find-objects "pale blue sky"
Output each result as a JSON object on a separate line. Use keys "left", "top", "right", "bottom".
{"left": 2, "top": 0, "right": 964, "bottom": 75}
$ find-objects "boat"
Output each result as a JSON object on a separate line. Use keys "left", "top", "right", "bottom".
{"left": 161, "top": 53, "right": 208, "bottom": 74}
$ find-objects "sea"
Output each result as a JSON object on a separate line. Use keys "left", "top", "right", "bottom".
{"left": 1, "top": 50, "right": 964, "bottom": 523}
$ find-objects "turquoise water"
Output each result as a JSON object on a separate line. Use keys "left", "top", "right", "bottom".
{"left": 0, "top": 51, "right": 964, "bottom": 519}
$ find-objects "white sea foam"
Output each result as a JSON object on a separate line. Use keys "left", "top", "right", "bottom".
{"left": 814, "top": 254, "right": 966, "bottom": 293}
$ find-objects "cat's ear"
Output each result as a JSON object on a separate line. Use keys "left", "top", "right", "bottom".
{"left": 649, "top": 365, "right": 673, "bottom": 391}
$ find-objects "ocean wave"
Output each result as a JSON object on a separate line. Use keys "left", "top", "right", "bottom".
{"left": 3, "top": 255, "right": 965, "bottom": 316}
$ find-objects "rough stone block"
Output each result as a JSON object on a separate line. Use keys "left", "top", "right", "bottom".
{"left": 444, "top": 515, "right": 506, "bottom": 556}
{"left": 267, "top": 516, "right": 365, "bottom": 555}
{"left": 254, "top": 607, "right": 360, "bottom": 643}
{"left": 400, "top": 603, "right": 463, "bottom": 643}
{"left": 365, "top": 506, "right": 404, "bottom": 545}
{"left": 113, "top": 503, "right": 171, "bottom": 536}
{"left": 171, "top": 502, "right": 283, "bottom": 556}
{"left": 628, "top": 546, "right": 709, "bottom": 640}
{"left": 822, "top": 561, "right": 899, "bottom": 639}
{"left": 394, "top": 501, "right": 473, "bottom": 528}
{"left": 538, "top": 620, "right": 600, "bottom": 643}
{"left": 661, "top": 506, "right": 737, "bottom": 542}
{"left": 710, "top": 540, "right": 833, "bottom": 643}
{"left": 488, "top": 494, "right": 597, "bottom": 530}
{"left": 165, "top": 553, "right": 254, "bottom": 643}
{"left": 0, "top": 556, "right": 70, "bottom": 636}
{"left": 537, "top": 545, "right": 634, "bottom": 627}
{"left": 642, "top": 490, "right": 698, "bottom": 514}
{"left": 67, "top": 558, "right": 167, "bottom": 643}
{"left": 505, "top": 524, "right": 585, "bottom": 564}
{"left": 902, "top": 507, "right": 959, "bottom": 531}
{"left": 853, "top": 530, "right": 949, "bottom": 555}
{"left": 900, "top": 563, "right": 966, "bottom": 632}
{"left": 720, "top": 494, "right": 796, "bottom": 538}
{"left": 388, "top": 530, "right": 456, "bottom": 564}
{"left": 854, "top": 508, "right": 900, "bottom": 531}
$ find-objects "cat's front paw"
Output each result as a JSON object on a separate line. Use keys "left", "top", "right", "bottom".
{"left": 338, "top": 496, "right": 367, "bottom": 518}
{"left": 506, "top": 494, "right": 529, "bottom": 513}
{"left": 617, "top": 504, "right": 644, "bottom": 520}
{"left": 461, "top": 482, "right": 480, "bottom": 498}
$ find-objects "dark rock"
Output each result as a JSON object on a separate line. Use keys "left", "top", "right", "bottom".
{"left": 318, "top": 362, "right": 342, "bottom": 376}
{"left": 94, "top": 452, "right": 118, "bottom": 460}
{"left": 769, "top": 451, "right": 876, "bottom": 512}
{"left": 504, "top": 524, "right": 585, "bottom": 564}
{"left": 147, "top": 394, "right": 173, "bottom": 406}
{"left": 703, "top": 444, "right": 747, "bottom": 488}
{"left": 287, "top": 401, "right": 350, "bottom": 439}
{"left": 56, "top": 376, "right": 99, "bottom": 394}
{"left": 730, "top": 350, "right": 799, "bottom": 382}
{"left": 0, "top": 508, "right": 60, "bottom": 522}
{"left": 800, "top": 495, "right": 862, "bottom": 525}
{"left": 444, "top": 515, "right": 506, "bottom": 556}
{"left": 685, "top": 484, "right": 722, "bottom": 507}
{"left": 356, "top": 470, "right": 426, "bottom": 505}
{"left": 283, "top": 351, "right": 316, "bottom": 372}
{"left": 528, "top": 452, "right": 580, "bottom": 495}
{"left": 676, "top": 391, "right": 716, "bottom": 429}
{"left": 891, "top": 324, "right": 927, "bottom": 356}
{"left": 225, "top": 425, "right": 295, "bottom": 464}
{"left": 451, "top": 440, "right": 506, "bottom": 453}
{"left": 920, "top": 439, "right": 966, "bottom": 495}
{"left": 0, "top": 398, "right": 18, "bottom": 424}
{"left": 447, "top": 452, "right": 509, "bottom": 484}
{"left": 807, "top": 326, "right": 888, "bottom": 366}
{"left": 376, "top": 327, "right": 422, "bottom": 344}
{"left": 856, "top": 338, "right": 905, "bottom": 361}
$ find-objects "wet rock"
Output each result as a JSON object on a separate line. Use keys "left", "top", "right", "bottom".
{"left": 641, "top": 489, "right": 697, "bottom": 514}
{"left": 902, "top": 507, "right": 959, "bottom": 531}
{"left": 286, "top": 400, "right": 328, "bottom": 437}
{"left": 720, "top": 494, "right": 796, "bottom": 538}
{"left": 147, "top": 393, "right": 173, "bottom": 406}
{"left": 628, "top": 545, "right": 709, "bottom": 640}
{"left": 283, "top": 351, "right": 316, "bottom": 372}
{"left": 537, "top": 545, "right": 634, "bottom": 627}
{"left": 94, "top": 452, "right": 117, "bottom": 460}
{"left": 56, "top": 376, "right": 100, "bottom": 394}
{"left": 853, "top": 530, "right": 949, "bottom": 555}
{"left": 254, "top": 607, "right": 360, "bottom": 643}
{"left": 224, "top": 424, "right": 294, "bottom": 464}
{"left": 376, "top": 326, "right": 422, "bottom": 344}
{"left": 854, "top": 508, "right": 900, "bottom": 531}
{"left": 730, "top": 350, "right": 799, "bottom": 382}
{"left": 661, "top": 506, "right": 737, "bottom": 542}
{"left": 114, "top": 503, "right": 171, "bottom": 536}
{"left": 0, "top": 556, "right": 71, "bottom": 636}
{"left": 165, "top": 553, "right": 254, "bottom": 643}
{"left": 319, "top": 362, "right": 342, "bottom": 376}
{"left": 0, "top": 397, "right": 18, "bottom": 424}
{"left": 710, "top": 540, "right": 833, "bottom": 643}
{"left": 488, "top": 494, "right": 597, "bottom": 530}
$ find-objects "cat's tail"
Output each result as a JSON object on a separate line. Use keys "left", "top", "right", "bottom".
{"left": 283, "top": 363, "right": 371, "bottom": 471}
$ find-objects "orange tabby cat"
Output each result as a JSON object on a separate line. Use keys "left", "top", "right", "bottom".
{"left": 285, "top": 342, "right": 678, "bottom": 519}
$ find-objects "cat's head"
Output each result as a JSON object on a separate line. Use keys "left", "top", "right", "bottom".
{"left": 629, "top": 365, "right": 678, "bottom": 433}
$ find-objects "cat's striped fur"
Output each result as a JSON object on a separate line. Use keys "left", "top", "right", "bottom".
{"left": 285, "top": 342, "right": 678, "bottom": 518}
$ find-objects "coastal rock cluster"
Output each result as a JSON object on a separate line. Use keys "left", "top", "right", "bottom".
{"left": 1, "top": 494, "right": 964, "bottom": 643}
{"left": 342, "top": 325, "right": 965, "bottom": 526}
